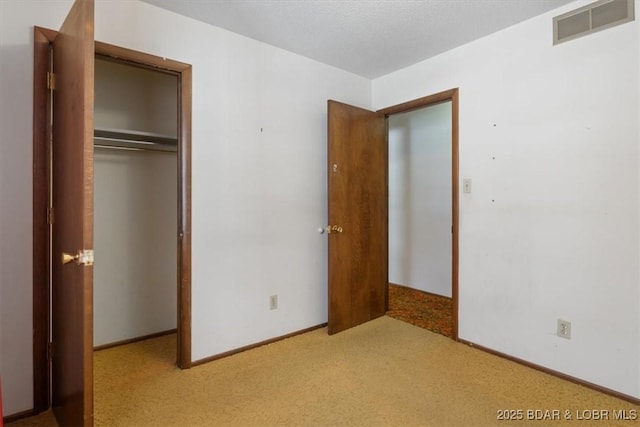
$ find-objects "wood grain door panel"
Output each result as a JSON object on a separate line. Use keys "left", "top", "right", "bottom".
{"left": 327, "top": 100, "right": 387, "bottom": 335}
{"left": 51, "top": 0, "right": 95, "bottom": 425}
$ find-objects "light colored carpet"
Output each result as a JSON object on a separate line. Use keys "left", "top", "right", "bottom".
{"left": 8, "top": 316, "right": 640, "bottom": 426}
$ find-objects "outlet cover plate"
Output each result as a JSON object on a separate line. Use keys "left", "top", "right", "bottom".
{"left": 557, "top": 319, "right": 571, "bottom": 339}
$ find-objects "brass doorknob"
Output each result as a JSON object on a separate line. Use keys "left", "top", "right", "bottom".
{"left": 62, "top": 252, "right": 79, "bottom": 264}
{"left": 326, "top": 225, "right": 343, "bottom": 234}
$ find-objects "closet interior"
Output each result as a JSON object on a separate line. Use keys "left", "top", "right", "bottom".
{"left": 93, "top": 55, "right": 178, "bottom": 348}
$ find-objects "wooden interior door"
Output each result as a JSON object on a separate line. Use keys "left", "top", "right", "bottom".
{"left": 327, "top": 100, "right": 387, "bottom": 334}
{"left": 51, "top": 0, "right": 95, "bottom": 425}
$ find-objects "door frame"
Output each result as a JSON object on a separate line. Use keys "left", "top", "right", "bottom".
{"left": 378, "top": 88, "right": 459, "bottom": 340}
{"left": 32, "top": 26, "right": 193, "bottom": 413}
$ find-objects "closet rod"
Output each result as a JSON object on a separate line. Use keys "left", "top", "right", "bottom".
{"left": 94, "top": 137, "right": 177, "bottom": 153}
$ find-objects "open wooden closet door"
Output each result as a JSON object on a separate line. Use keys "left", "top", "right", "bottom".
{"left": 327, "top": 100, "right": 388, "bottom": 334}
{"left": 50, "top": 0, "right": 95, "bottom": 425}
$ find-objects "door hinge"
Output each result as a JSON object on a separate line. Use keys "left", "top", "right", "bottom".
{"left": 47, "top": 207, "right": 55, "bottom": 225}
{"left": 47, "top": 342, "right": 54, "bottom": 360}
{"left": 47, "top": 72, "right": 56, "bottom": 90}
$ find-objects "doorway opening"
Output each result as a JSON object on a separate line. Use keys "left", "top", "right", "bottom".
{"left": 379, "top": 89, "right": 459, "bottom": 340}
{"left": 32, "top": 26, "right": 192, "bottom": 415}
{"left": 92, "top": 55, "right": 179, "bottom": 351}
{"left": 325, "top": 89, "right": 458, "bottom": 338}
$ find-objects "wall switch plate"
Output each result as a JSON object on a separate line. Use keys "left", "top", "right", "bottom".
{"left": 269, "top": 295, "right": 278, "bottom": 310}
{"left": 557, "top": 319, "right": 571, "bottom": 339}
{"left": 463, "top": 178, "right": 472, "bottom": 194}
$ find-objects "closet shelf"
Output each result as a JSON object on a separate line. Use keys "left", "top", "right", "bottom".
{"left": 94, "top": 128, "right": 178, "bottom": 152}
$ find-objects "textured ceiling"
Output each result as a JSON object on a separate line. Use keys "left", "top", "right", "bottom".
{"left": 140, "top": 0, "right": 574, "bottom": 78}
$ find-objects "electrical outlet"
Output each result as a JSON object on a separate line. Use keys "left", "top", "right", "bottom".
{"left": 269, "top": 294, "right": 278, "bottom": 310}
{"left": 557, "top": 319, "right": 571, "bottom": 339}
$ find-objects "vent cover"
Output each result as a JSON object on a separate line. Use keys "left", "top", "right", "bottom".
{"left": 553, "top": 0, "right": 634, "bottom": 45}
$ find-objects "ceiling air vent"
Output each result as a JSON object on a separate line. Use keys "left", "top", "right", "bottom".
{"left": 553, "top": 0, "right": 634, "bottom": 45}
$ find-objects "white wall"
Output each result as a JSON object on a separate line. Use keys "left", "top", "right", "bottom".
{"left": 91, "top": 1, "right": 370, "bottom": 360}
{"left": 0, "top": 0, "right": 371, "bottom": 416}
{"left": 388, "top": 102, "right": 452, "bottom": 297}
{"left": 375, "top": 0, "right": 640, "bottom": 399}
